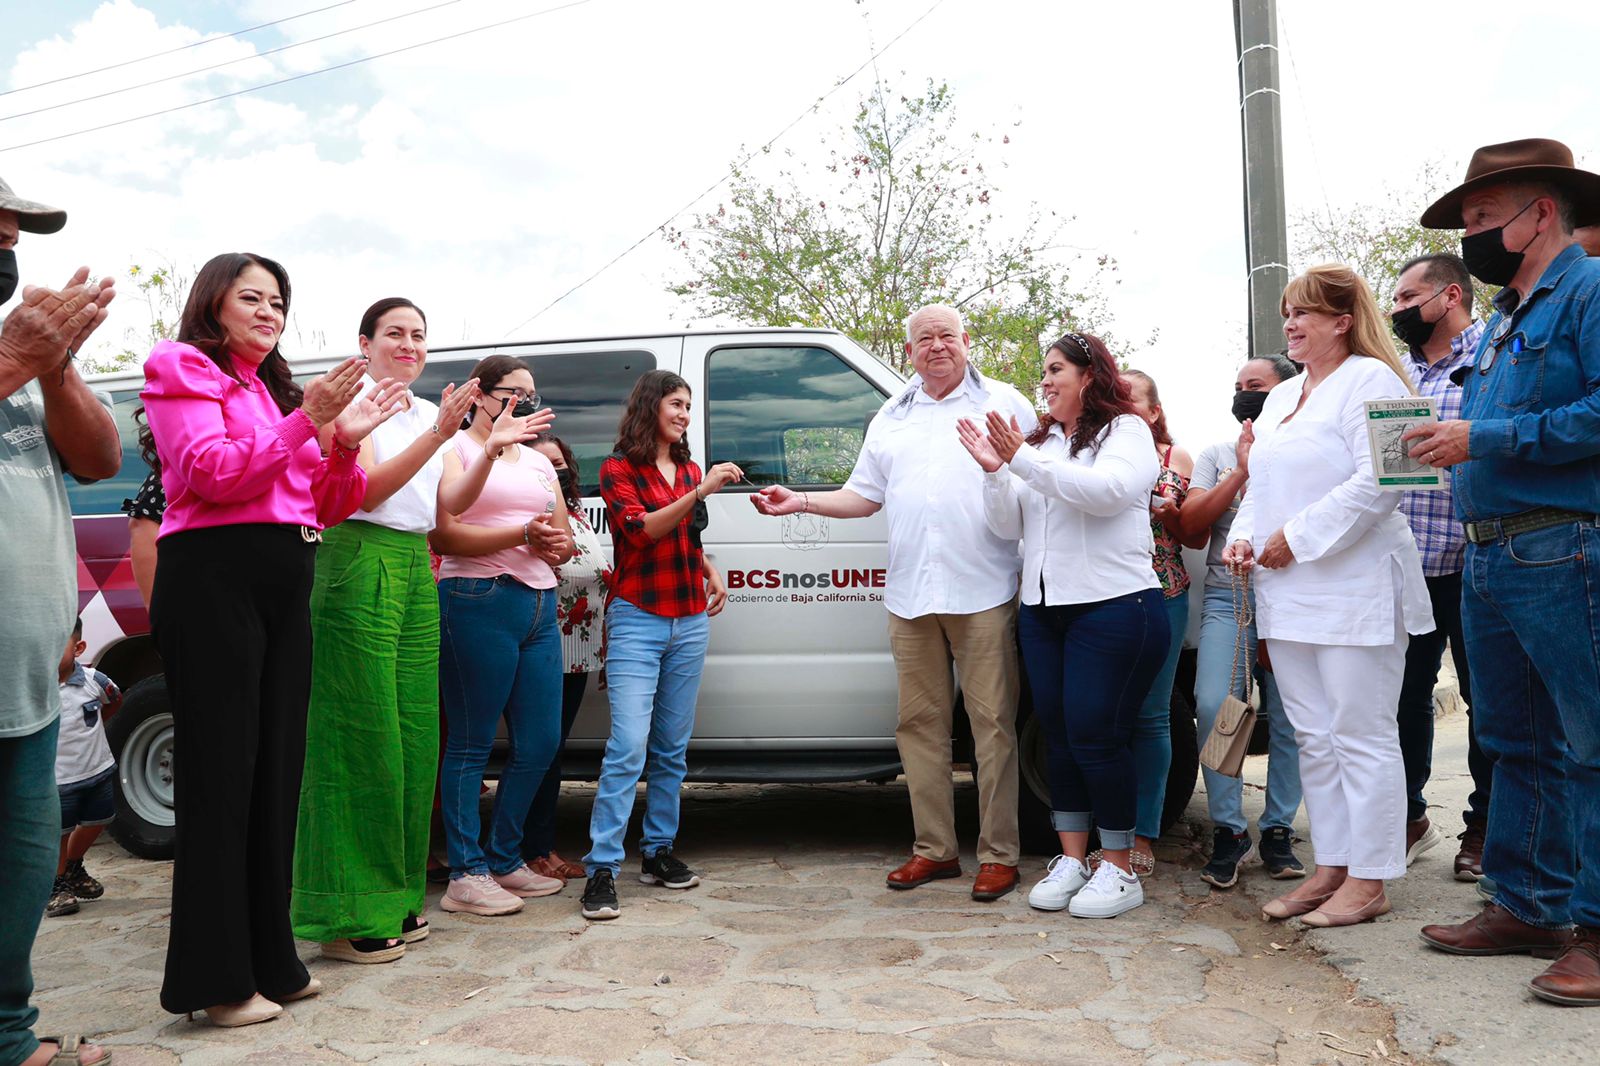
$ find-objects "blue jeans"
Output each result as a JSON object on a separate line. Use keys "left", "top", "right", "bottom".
{"left": 1018, "top": 589, "right": 1169, "bottom": 852}
{"left": 0, "top": 719, "right": 57, "bottom": 1066}
{"left": 1464, "top": 522, "right": 1599, "bottom": 929}
{"left": 585, "top": 599, "right": 710, "bottom": 876}
{"left": 1193, "top": 582, "right": 1300, "bottom": 834}
{"left": 1396, "top": 570, "right": 1490, "bottom": 824}
{"left": 438, "top": 576, "right": 562, "bottom": 878}
{"left": 1132, "top": 589, "right": 1188, "bottom": 840}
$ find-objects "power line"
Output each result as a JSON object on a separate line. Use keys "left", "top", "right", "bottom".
{"left": 0, "top": 0, "right": 592, "bottom": 154}
{"left": 499, "top": 0, "right": 950, "bottom": 338}
{"left": 3, "top": 0, "right": 467, "bottom": 124}
{"left": 1, "top": 0, "right": 363, "bottom": 98}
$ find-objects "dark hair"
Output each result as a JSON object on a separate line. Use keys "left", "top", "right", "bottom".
{"left": 1245, "top": 353, "right": 1301, "bottom": 384}
{"left": 460, "top": 354, "right": 532, "bottom": 429}
{"left": 137, "top": 252, "right": 299, "bottom": 472}
{"left": 535, "top": 433, "right": 581, "bottom": 508}
{"left": 359, "top": 297, "right": 426, "bottom": 340}
{"left": 615, "top": 369, "right": 692, "bottom": 466}
{"left": 1397, "top": 253, "right": 1473, "bottom": 303}
{"left": 1121, "top": 369, "right": 1172, "bottom": 448}
{"left": 72, "top": 616, "right": 83, "bottom": 639}
{"left": 1028, "top": 332, "right": 1140, "bottom": 457}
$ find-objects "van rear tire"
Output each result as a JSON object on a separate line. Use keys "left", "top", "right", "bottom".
{"left": 105, "top": 675, "right": 177, "bottom": 860}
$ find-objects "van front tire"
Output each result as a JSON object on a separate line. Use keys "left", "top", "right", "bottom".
{"left": 106, "top": 675, "right": 177, "bottom": 860}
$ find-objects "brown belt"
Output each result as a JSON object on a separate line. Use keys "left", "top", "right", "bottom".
{"left": 1462, "top": 507, "right": 1598, "bottom": 545}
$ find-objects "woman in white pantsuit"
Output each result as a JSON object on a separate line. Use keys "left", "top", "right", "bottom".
{"left": 1223, "top": 264, "right": 1434, "bottom": 928}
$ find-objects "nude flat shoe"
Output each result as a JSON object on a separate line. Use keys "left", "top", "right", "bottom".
{"left": 188, "top": 993, "right": 282, "bottom": 1028}
{"left": 1300, "top": 891, "right": 1392, "bottom": 928}
{"left": 1261, "top": 889, "right": 1335, "bottom": 920}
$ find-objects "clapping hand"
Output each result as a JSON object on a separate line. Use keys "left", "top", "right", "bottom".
{"left": 1234, "top": 419, "right": 1255, "bottom": 475}
{"left": 0, "top": 267, "right": 116, "bottom": 380}
{"left": 302, "top": 357, "right": 368, "bottom": 427}
{"left": 524, "top": 514, "right": 570, "bottom": 564}
{"left": 486, "top": 396, "right": 550, "bottom": 455}
{"left": 956, "top": 417, "right": 1004, "bottom": 472}
{"left": 984, "top": 411, "right": 1026, "bottom": 463}
{"left": 431, "top": 379, "right": 480, "bottom": 439}
{"left": 332, "top": 377, "right": 409, "bottom": 449}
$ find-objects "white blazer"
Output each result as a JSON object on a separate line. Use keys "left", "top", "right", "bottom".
{"left": 1232, "top": 356, "right": 1434, "bottom": 646}
{"left": 982, "top": 414, "right": 1161, "bottom": 606}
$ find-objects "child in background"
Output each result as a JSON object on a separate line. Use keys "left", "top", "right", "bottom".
{"left": 47, "top": 617, "right": 123, "bottom": 918}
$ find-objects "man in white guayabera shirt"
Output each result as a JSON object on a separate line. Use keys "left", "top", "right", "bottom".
{"left": 751, "top": 304, "right": 1037, "bottom": 902}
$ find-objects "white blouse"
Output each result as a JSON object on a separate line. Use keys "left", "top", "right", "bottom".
{"left": 1232, "top": 356, "right": 1434, "bottom": 646}
{"left": 353, "top": 375, "right": 444, "bottom": 535}
{"left": 982, "top": 414, "right": 1161, "bottom": 606}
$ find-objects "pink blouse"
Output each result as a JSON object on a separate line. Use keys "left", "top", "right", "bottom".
{"left": 436, "top": 437, "right": 559, "bottom": 590}
{"left": 141, "top": 341, "right": 366, "bottom": 538}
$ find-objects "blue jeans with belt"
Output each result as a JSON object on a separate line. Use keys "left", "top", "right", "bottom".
{"left": 1464, "top": 521, "right": 1598, "bottom": 929}
{"left": 438, "top": 575, "right": 563, "bottom": 878}
{"left": 1018, "top": 588, "right": 1169, "bottom": 852}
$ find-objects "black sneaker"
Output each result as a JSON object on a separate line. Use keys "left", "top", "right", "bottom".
{"left": 62, "top": 858, "right": 104, "bottom": 900}
{"left": 1258, "top": 827, "right": 1305, "bottom": 879}
{"left": 46, "top": 877, "right": 80, "bottom": 917}
{"left": 640, "top": 849, "right": 701, "bottom": 890}
{"left": 580, "top": 869, "right": 620, "bottom": 921}
{"left": 1200, "top": 828, "right": 1256, "bottom": 889}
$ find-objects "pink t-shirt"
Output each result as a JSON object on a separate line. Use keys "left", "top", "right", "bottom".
{"left": 436, "top": 438, "right": 560, "bottom": 590}
{"left": 141, "top": 341, "right": 366, "bottom": 538}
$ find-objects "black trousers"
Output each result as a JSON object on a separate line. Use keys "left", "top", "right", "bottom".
{"left": 1396, "top": 570, "right": 1492, "bottom": 824}
{"left": 152, "top": 524, "right": 316, "bottom": 1014}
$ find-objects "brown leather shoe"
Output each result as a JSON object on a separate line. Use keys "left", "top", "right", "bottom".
{"left": 971, "top": 863, "right": 1019, "bottom": 901}
{"left": 1529, "top": 927, "right": 1600, "bottom": 1006}
{"left": 1420, "top": 903, "right": 1575, "bottom": 958}
{"left": 529, "top": 853, "right": 587, "bottom": 882}
{"left": 886, "top": 855, "right": 961, "bottom": 890}
{"left": 1453, "top": 821, "right": 1485, "bottom": 882}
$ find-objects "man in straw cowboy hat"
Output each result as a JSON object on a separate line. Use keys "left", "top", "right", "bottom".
{"left": 1404, "top": 138, "right": 1600, "bottom": 1007}
{"left": 0, "top": 172, "right": 119, "bottom": 1065}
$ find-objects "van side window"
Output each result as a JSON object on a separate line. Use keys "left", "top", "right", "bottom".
{"left": 707, "top": 345, "right": 885, "bottom": 488}
{"left": 410, "top": 350, "right": 654, "bottom": 498}
{"left": 64, "top": 389, "right": 149, "bottom": 516}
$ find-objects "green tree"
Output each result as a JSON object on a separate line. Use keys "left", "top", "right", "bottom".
{"left": 79, "top": 260, "right": 191, "bottom": 374}
{"left": 1292, "top": 161, "right": 1497, "bottom": 326}
{"left": 665, "top": 81, "right": 1127, "bottom": 394}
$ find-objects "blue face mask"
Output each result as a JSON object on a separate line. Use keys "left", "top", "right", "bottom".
{"left": 0, "top": 249, "right": 18, "bottom": 304}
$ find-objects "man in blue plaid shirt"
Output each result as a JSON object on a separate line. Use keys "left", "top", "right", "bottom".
{"left": 1389, "top": 253, "right": 1491, "bottom": 880}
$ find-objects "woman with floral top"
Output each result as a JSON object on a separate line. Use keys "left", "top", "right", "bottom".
{"left": 1118, "top": 370, "right": 1206, "bottom": 876}
{"left": 521, "top": 434, "right": 612, "bottom": 882}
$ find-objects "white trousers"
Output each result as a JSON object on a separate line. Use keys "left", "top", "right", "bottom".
{"left": 1268, "top": 629, "right": 1409, "bottom": 880}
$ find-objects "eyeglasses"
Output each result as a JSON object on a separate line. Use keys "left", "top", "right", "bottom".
{"left": 490, "top": 386, "right": 540, "bottom": 406}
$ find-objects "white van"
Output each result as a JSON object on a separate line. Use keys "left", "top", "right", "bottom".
{"left": 72, "top": 328, "right": 1200, "bottom": 858}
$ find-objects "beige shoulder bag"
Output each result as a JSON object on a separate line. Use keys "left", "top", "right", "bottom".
{"left": 1198, "top": 572, "right": 1258, "bottom": 778}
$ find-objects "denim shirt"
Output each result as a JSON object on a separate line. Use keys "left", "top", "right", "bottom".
{"left": 1457, "top": 243, "right": 1600, "bottom": 522}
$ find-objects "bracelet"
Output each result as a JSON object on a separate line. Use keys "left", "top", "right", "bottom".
{"left": 801, "top": 491, "right": 810, "bottom": 514}
{"left": 486, "top": 443, "right": 502, "bottom": 461}
{"left": 332, "top": 435, "right": 360, "bottom": 455}
{"left": 694, "top": 484, "right": 704, "bottom": 503}
{"left": 522, "top": 520, "right": 533, "bottom": 547}
{"left": 430, "top": 423, "right": 444, "bottom": 437}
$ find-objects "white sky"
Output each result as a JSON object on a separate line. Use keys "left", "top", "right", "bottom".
{"left": 3, "top": 0, "right": 1597, "bottom": 451}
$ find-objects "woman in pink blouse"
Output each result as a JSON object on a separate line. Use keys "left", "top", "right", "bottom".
{"left": 140, "top": 253, "right": 404, "bottom": 1028}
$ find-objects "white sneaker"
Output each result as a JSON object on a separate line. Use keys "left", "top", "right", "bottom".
{"left": 1027, "top": 855, "right": 1090, "bottom": 911}
{"left": 439, "top": 873, "right": 525, "bottom": 916}
{"left": 492, "top": 863, "right": 564, "bottom": 898}
{"left": 1068, "top": 860, "right": 1144, "bottom": 918}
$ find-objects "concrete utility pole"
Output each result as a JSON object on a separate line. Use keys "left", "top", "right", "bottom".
{"left": 1234, "top": 0, "right": 1289, "bottom": 360}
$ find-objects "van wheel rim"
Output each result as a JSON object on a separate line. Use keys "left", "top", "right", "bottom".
{"left": 121, "top": 713, "right": 176, "bottom": 826}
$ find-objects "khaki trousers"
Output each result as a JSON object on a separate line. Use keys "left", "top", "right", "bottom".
{"left": 887, "top": 600, "right": 1021, "bottom": 866}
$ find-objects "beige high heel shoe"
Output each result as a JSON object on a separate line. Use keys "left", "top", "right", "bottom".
{"left": 188, "top": 993, "right": 282, "bottom": 1028}
{"left": 278, "top": 976, "right": 323, "bottom": 1003}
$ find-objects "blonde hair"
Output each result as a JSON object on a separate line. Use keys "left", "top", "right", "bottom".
{"left": 1281, "top": 264, "right": 1414, "bottom": 393}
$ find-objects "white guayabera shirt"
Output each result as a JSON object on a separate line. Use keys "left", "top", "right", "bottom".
{"left": 844, "top": 367, "right": 1038, "bottom": 620}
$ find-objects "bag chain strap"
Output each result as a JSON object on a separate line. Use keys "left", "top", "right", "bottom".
{"left": 1228, "top": 570, "right": 1255, "bottom": 704}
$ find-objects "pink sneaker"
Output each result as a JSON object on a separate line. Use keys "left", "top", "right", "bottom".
{"left": 439, "top": 873, "right": 525, "bottom": 916}
{"left": 493, "top": 864, "right": 564, "bottom": 898}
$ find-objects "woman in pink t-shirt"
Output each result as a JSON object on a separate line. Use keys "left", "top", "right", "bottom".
{"left": 428, "top": 354, "right": 575, "bottom": 917}
{"left": 140, "top": 253, "right": 405, "bottom": 1027}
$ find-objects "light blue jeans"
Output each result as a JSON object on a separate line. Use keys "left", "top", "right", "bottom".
{"left": 1133, "top": 589, "right": 1188, "bottom": 840}
{"left": 584, "top": 599, "right": 711, "bottom": 876}
{"left": 1194, "top": 582, "right": 1301, "bottom": 834}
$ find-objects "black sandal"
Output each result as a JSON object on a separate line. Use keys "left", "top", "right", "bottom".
{"left": 319, "top": 937, "right": 405, "bottom": 964}
{"left": 400, "top": 915, "right": 429, "bottom": 944}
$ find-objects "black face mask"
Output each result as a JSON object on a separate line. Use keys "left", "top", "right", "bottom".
{"left": 1231, "top": 389, "right": 1269, "bottom": 424}
{"left": 463, "top": 393, "right": 540, "bottom": 432}
{"left": 1390, "top": 287, "right": 1447, "bottom": 350}
{"left": 555, "top": 467, "right": 578, "bottom": 500}
{"left": 0, "top": 249, "right": 18, "bottom": 305}
{"left": 1461, "top": 200, "right": 1539, "bottom": 287}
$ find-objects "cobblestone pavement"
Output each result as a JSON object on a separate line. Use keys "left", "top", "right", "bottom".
{"left": 36, "top": 786, "right": 1410, "bottom": 1066}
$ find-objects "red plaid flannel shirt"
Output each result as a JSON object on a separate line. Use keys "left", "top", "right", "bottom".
{"left": 599, "top": 454, "right": 706, "bottom": 618}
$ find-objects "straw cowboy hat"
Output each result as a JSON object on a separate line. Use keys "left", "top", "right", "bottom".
{"left": 0, "top": 174, "right": 66, "bottom": 233}
{"left": 1420, "top": 138, "right": 1600, "bottom": 229}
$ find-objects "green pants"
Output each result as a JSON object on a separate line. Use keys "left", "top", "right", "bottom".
{"left": 292, "top": 521, "right": 439, "bottom": 942}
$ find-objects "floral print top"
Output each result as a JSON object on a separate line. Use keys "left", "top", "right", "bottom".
{"left": 557, "top": 507, "right": 612, "bottom": 674}
{"left": 1150, "top": 446, "right": 1191, "bottom": 599}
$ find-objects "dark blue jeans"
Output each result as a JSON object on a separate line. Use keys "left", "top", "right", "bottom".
{"left": 522, "top": 671, "right": 588, "bottom": 861}
{"left": 1396, "top": 570, "right": 1491, "bottom": 824}
{"left": 1464, "top": 521, "right": 1599, "bottom": 929}
{"left": 0, "top": 719, "right": 57, "bottom": 1066}
{"left": 1018, "top": 589, "right": 1169, "bottom": 851}
{"left": 438, "top": 576, "right": 563, "bottom": 878}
